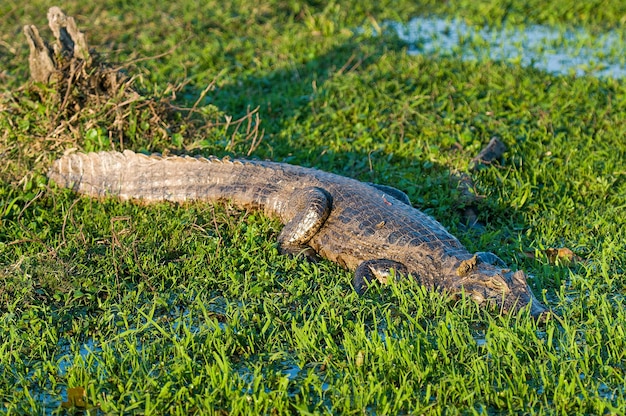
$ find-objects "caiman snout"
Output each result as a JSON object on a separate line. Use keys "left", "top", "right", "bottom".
{"left": 458, "top": 268, "right": 548, "bottom": 319}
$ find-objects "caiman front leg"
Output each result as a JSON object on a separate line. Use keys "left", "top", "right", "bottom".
{"left": 278, "top": 187, "right": 332, "bottom": 261}
{"left": 353, "top": 259, "right": 409, "bottom": 295}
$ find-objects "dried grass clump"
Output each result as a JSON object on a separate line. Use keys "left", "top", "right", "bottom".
{"left": 1, "top": 6, "right": 263, "bottom": 185}
{"left": 20, "top": 6, "right": 225, "bottom": 152}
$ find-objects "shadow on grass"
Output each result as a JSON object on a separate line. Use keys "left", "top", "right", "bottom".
{"left": 175, "top": 35, "right": 553, "bottom": 298}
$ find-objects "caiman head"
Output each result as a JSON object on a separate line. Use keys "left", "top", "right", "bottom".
{"left": 448, "top": 256, "right": 548, "bottom": 319}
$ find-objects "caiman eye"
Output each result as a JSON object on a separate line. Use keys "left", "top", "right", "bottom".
{"left": 456, "top": 255, "right": 479, "bottom": 276}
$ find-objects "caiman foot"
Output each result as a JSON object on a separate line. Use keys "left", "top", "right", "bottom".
{"left": 278, "top": 186, "right": 332, "bottom": 262}
{"left": 278, "top": 245, "right": 321, "bottom": 263}
{"left": 353, "top": 259, "right": 408, "bottom": 295}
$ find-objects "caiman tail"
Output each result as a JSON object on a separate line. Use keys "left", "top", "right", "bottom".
{"left": 48, "top": 150, "right": 302, "bottom": 216}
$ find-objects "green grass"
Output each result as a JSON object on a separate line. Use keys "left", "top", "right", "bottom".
{"left": 1, "top": 0, "right": 626, "bottom": 414}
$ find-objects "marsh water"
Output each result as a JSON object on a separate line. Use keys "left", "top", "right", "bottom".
{"left": 387, "top": 16, "right": 626, "bottom": 78}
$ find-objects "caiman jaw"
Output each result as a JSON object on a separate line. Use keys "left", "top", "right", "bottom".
{"left": 456, "top": 268, "right": 548, "bottom": 319}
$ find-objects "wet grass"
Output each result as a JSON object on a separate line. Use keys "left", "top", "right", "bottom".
{"left": 1, "top": 0, "right": 626, "bottom": 414}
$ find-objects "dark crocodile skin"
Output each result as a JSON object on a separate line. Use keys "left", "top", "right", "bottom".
{"left": 49, "top": 150, "right": 548, "bottom": 318}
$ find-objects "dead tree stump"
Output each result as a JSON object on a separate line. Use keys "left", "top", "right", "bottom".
{"left": 23, "top": 6, "right": 126, "bottom": 100}
{"left": 24, "top": 7, "right": 90, "bottom": 84}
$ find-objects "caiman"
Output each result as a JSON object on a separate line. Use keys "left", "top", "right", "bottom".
{"left": 48, "top": 150, "right": 548, "bottom": 318}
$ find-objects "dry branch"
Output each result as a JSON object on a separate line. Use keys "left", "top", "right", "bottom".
{"left": 452, "top": 137, "right": 508, "bottom": 231}
{"left": 470, "top": 137, "right": 507, "bottom": 170}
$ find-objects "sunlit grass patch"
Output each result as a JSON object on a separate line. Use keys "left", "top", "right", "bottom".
{"left": 1, "top": 0, "right": 626, "bottom": 414}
